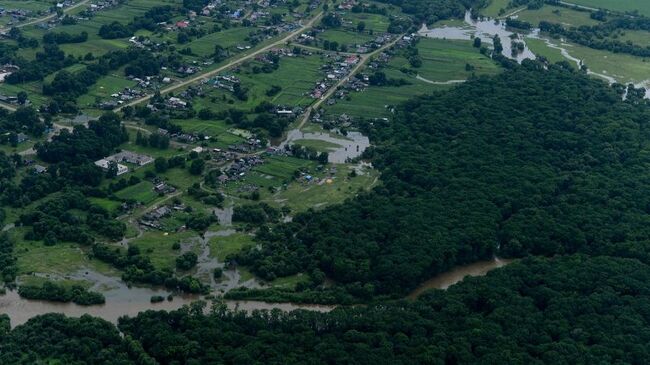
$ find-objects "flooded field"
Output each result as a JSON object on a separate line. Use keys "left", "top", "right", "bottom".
{"left": 281, "top": 129, "right": 370, "bottom": 163}
{"left": 0, "top": 256, "right": 512, "bottom": 327}
{"left": 418, "top": 12, "right": 536, "bottom": 63}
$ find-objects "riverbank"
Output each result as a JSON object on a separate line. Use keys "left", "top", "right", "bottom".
{"left": 0, "top": 257, "right": 513, "bottom": 328}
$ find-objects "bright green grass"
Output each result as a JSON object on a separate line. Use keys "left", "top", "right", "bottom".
{"left": 327, "top": 39, "right": 499, "bottom": 118}
{"left": 516, "top": 5, "right": 601, "bottom": 27}
{"left": 293, "top": 138, "right": 342, "bottom": 152}
{"left": 114, "top": 181, "right": 157, "bottom": 204}
{"left": 209, "top": 232, "right": 254, "bottom": 261}
{"left": 253, "top": 155, "right": 316, "bottom": 179}
{"left": 267, "top": 163, "right": 380, "bottom": 212}
{"left": 319, "top": 29, "right": 374, "bottom": 46}
{"left": 527, "top": 36, "right": 650, "bottom": 84}
{"left": 481, "top": 0, "right": 512, "bottom": 17}
{"left": 526, "top": 37, "right": 571, "bottom": 65}
{"left": 239, "top": 55, "right": 323, "bottom": 107}
{"left": 130, "top": 230, "right": 195, "bottom": 270}
{"left": 568, "top": 0, "right": 650, "bottom": 16}
{"left": 77, "top": 72, "right": 136, "bottom": 108}
{"left": 342, "top": 12, "right": 390, "bottom": 33}
{"left": 607, "top": 29, "right": 650, "bottom": 48}
{"left": 187, "top": 27, "right": 256, "bottom": 57}
{"left": 14, "top": 237, "right": 117, "bottom": 277}
{"left": 409, "top": 38, "right": 501, "bottom": 82}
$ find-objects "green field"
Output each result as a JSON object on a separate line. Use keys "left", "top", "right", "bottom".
{"left": 209, "top": 232, "right": 254, "bottom": 261}
{"left": 526, "top": 37, "right": 570, "bottom": 65}
{"left": 607, "top": 29, "right": 650, "bottom": 48}
{"left": 516, "top": 5, "right": 601, "bottom": 27}
{"left": 527, "top": 36, "right": 650, "bottom": 84}
{"left": 319, "top": 29, "right": 375, "bottom": 47}
{"left": 327, "top": 39, "right": 499, "bottom": 118}
{"left": 481, "top": 0, "right": 513, "bottom": 17}
{"left": 114, "top": 181, "right": 158, "bottom": 204}
{"left": 266, "top": 162, "right": 380, "bottom": 212}
{"left": 342, "top": 12, "right": 390, "bottom": 33}
{"left": 568, "top": 0, "right": 650, "bottom": 16}
{"left": 130, "top": 231, "right": 195, "bottom": 270}
{"left": 187, "top": 27, "right": 255, "bottom": 57}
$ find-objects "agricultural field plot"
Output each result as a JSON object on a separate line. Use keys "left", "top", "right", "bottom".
{"left": 114, "top": 181, "right": 158, "bottom": 205}
{"left": 515, "top": 5, "right": 602, "bottom": 27}
{"left": 341, "top": 12, "right": 391, "bottom": 33}
{"left": 327, "top": 39, "right": 499, "bottom": 118}
{"left": 568, "top": 0, "right": 650, "bottom": 16}
{"left": 77, "top": 73, "right": 137, "bottom": 112}
{"left": 407, "top": 38, "right": 500, "bottom": 82}
{"left": 191, "top": 53, "right": 324, "bottom": 113}
{"left": 238, "top": 54, "right": 325, "bottom": 106}
{"left": 318, "top": 28, "right": 375, "bottom": 48}
{"left": 186, "top": 27, "right": 256, "bottom": 57}
{"left": 0, "top": 0, "right": 52, "bottom": 27}
{"left": 222, "top": 155, "right": 317, "bottom": 197}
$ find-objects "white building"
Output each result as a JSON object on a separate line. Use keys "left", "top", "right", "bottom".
{"left": 95, "top": 159, "right": 128, "bottom": 175}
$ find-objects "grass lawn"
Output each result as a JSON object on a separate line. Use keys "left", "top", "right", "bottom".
{"left": 342, "top": 13, "right": 391, "bottom": 33}
{"left": 319, "top": 29, "right": 374, "bottom": 47}
{"left": 516, "top": 5, "right": 601, "bottom": 27}
{"left": 187, "top": 27, "right": 255, "bottom": 57}
{"left": 293, "top": 138, "right": 342, "bottom": 152}
{"left": 568, "top": 0, "right": 650, "bottom": 16}
{"left": 481, "top": 0, "right": 512, "bottom": 17}
{"left": 209, "top": 232, "right": 254, "bottom": 261}
{"left": 129, "top": 230, "right": 195, "bottom": 270}
{"left": 13, "top": 234, "right": 117, "bottom": 277}
{"left": 114, "top": 181, "right": 158, "bottom": 204}
{"left": 267, "top": 163, "right": 379, "bottom": 212}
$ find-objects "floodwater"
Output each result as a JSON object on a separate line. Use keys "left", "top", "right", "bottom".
{"left": 0, "top": 257, "right": 511, "bottom": 327}
{"left": 407, "top": 257, "right": 513, "bottom": 299}
{"left": 0, "top": 289, "right": 334, "bottom": 328}
{"left": 281, "top": 129, "right": 370, "bottom": 163}
{"left": 418, "top": 11, "right": 536, "bottom": 63}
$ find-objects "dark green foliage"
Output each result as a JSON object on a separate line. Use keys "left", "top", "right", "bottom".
{"left": 0, "top": 314, "right": 154, "bottom": 364}
{"left": 116, "top": 256, "right": 650, "bottom": 364}
{"left": 234, "top": 63, "right": 650, "bottom": 299}
{"left": 0, "top": 233, "right": 16, "bottom": 283}
{"left": 232, "top": 203, "right": 280, "bottom": 225}
{"left": 175, "top": 252, "right": 198, "bottom": 270}
{"left": 18, "top": 281, "right": 105, "bottom": 305}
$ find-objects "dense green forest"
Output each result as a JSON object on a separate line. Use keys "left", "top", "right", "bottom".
{"left": 233, "top": 61, "right": 650, "bottom": 301}
{"left": 4, "top": 255, "right": 650, "bottom": 364}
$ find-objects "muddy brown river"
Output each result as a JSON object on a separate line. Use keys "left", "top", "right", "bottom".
{"left": 0, "top": 258, "right": 511, "bottom": 328}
